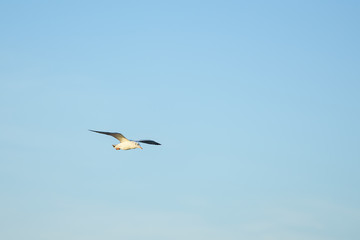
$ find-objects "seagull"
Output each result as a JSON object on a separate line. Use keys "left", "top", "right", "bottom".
{"left": 89, "top": 130, "right": 161, "bottom": 150}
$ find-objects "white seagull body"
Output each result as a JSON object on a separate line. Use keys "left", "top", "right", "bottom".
{"left": 89, "top": 130, "right": 161, "bottom": 150}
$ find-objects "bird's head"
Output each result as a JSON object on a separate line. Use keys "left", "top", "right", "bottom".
{"left": 136, "top": 142, "right": 143, "bottom": 149}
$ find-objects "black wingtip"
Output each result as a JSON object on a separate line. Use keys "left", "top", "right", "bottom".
{"left": 138, "top": 140, "right": 162, "bottom": 145}
{"left": 89, "top": 129, "right": 99, "bottom": 133}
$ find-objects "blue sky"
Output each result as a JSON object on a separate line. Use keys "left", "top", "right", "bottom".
{"left": 1, "top": 1, "right": 359, "bottom": 239}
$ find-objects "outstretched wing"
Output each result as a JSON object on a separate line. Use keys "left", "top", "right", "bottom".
{"left": 89, "top": 130, "right": 129, "bottom": 143}
{"left": 138, "top": 140, "right": 161, "bottom": 145}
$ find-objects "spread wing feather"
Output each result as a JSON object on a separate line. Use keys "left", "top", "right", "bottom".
{"left": 89, "top": 130, "right": 129, "bottom": 142}
{"left": 138, "top": 140, "right": 161, "bottom": 145}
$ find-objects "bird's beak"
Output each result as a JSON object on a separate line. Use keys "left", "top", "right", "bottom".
{"left": 139, "top": 146, "right": 143, "bottom": 149}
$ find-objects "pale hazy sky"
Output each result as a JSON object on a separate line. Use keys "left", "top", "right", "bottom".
{"left": 1, "top": 1, "right": 359, "bottom": 240}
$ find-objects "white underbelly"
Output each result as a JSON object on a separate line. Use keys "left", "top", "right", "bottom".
{"left": 121, "top": 146, "right": 136, "bottom": 150}
{"left": 116, "top": 142, "right": 136, "bottom": 150}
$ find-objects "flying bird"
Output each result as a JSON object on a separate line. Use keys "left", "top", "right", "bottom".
{"left": 89, "top": 130, "right": 161, "bottom": 150}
